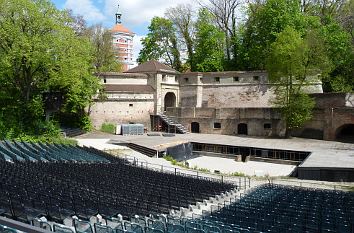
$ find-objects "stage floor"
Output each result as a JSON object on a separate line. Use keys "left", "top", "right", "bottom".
{"left": 78, "top": 132, "right": 354, "bottom": 169}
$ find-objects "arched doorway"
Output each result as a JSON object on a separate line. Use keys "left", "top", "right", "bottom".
{"left": 191, "top": 122, "right": 200, "bottom": 133}
{"left": 336, "top": 124, "right": 354, "bottom": 142}
{"left": 164, "top": 92, "right": 176, "bottom": 111}
{"left": 238, "top": 123, "right": 248, "bottom": 135}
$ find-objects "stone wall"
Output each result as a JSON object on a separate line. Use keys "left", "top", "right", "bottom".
{"left": 98, "top": 73, "right": 148, "bottom": 85}
{"left": 179, "top": 71, "right": 323, "bottom": 109}
{"left": 288, "top": 107, "right": 354, "bottom": 141}
{"left": 89, "top": 100, "right": 154, "bottom": 130}
{"left": 166, "top": 107, "right": 285, "bottom": 137}
{"left": 201, "top": 85, "right": 274, "bottom": 108}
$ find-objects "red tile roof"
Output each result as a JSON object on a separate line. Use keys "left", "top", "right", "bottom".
{"left": 111, "top": 24, "right": 134, "bottom": 35}
{"left": 125, "top": 60, "right": 178, "bottom": 74}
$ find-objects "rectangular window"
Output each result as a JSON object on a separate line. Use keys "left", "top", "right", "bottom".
{"left": 215, "top": 77, "right": 220, "bottom": 83}
{"left": 214, "top": 122, "right": 221, "bottom": 129}
{"left": 129, "top": 104, "right": 133, "bottom": 107}
{"left": 184, "top": 78, "right": 189, "bottom": 83}
{"left": 103, "top": 78, "right": 107, "bottom": 84}
{"left": 233, "top": 77, "right": 239, "bottom": 82}
{"left": 264, "top": 123, "right": 272, "bottom": 129}
{"left": 253, "top": 76, "right": 260, "bottom": 81}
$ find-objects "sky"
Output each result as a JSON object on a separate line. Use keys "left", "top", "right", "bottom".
{"left": 50, "top": 0, "right": 194, "bottom": 61}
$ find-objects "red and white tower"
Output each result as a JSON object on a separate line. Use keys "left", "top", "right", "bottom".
{"left": 111, "top": 4, "right": 135, "bottom": 71}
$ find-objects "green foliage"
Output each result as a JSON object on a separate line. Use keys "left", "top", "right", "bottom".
{"left": 194, "top": 8, "right": 225, "bottom": 72}
{"left": 242, "top": 0, "right": 309, "bottom": 69}
{"left": 163, "top": 155, "right": 189, "bottom": 168}
{"left": 15, "top": 133, "right": 77, "bottom": 145}
{"left": 86, "top": 24, "right": 122, "bottom": 72}
{"left": 266, "top": 27, "right": 324, "bottom": 136}
{"left": 0, "top": 0, "right": 99, "bottom": 139}
{"left": 230, "top": 172, "right": 247, "bottom": 177}
{"left": 0, "top": 119, "right": 77, "bottom": 145}
{"left": 280, "top": 93, "right": 315, "bottom": 130}
{"left": 79, "top": 114, "right": 93, "bottom": 132}
{"left": 320, "top": 20, "right": 354, "bottom": 92}
{"left": 197, "top": 167, "right": 211, "bottom": 173}
{"left": 100, "top": 123, "right": 116, "bottom": 134}
{"left": 137, "top": 17, "right": 182, "bottom": 71}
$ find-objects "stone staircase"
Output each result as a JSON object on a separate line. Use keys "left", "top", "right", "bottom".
{"left": 170, "top": 186, "right": 248, "bottom": 218}
{"left": 158, "top": 114, "right": 189, "bottom": 134}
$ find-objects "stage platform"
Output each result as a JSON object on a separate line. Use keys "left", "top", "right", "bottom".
{"left": 79, "top": 132, "right": 354, "bottom": 181}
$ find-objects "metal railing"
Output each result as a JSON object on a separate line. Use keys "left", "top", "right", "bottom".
{"left": 110, "top": 152, "right": 251, "bottom": 190}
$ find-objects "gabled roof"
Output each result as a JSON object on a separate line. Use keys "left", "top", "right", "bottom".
{"left": 125, "top": 60, "right": 178, "bottom": 74}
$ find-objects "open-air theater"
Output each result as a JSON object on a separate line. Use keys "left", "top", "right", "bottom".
{"left": 0, "top": 140, "right": 353, "bottom": 233}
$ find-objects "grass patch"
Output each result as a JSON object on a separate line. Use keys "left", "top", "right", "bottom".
{"left": 197, "top": 167, "right": 211, "bottom": 173}
{"left": 164, "top": 155, "right": 189, "bottom": 168}
{"left": 100, "top": 123, "right": 116, "bottom": 134}
{"left": 230, "top": 171, "right": 247, "bottom": 177}
{"left": 15, "top": 133, "right": 77, "bottom": 146}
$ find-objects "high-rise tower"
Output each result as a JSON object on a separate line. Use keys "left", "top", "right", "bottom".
{"left": 111, "top": 4, "right": 135, "bottom": 71}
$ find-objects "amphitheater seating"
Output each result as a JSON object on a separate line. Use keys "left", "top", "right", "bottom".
{"left": 0, "top": 141, "right": 234, "bottom": 231}
{"left": 0, "top": 161, "right": 232, "bottom": 223}
{"left": 205, "top": 184, "right": 354, "bottom": 233}
{"left": 1, "top": 140, "right": 353, "bottom": 233}
{"left": 0, "top": 141, "right": 110, "bottom": 163}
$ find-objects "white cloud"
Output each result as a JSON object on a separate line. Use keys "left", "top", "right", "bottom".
{"left": 104, "top": 0, "right": 194, "bottom": 26}
{"left": 104, "top": 0, "right": 196, "bottom": 64}
{"left": 64, "top": 0, "right": 106, "bottom": 23}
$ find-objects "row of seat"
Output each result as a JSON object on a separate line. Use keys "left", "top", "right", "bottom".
{"left": 207, "top": 184, "right": 354, "bottom": 233}
{"left": 27, "top": 183, "right": 354, "bottom": 233}
{"left": 0, "top": 140, "right": 111, "bottom": 163}
{"left": 0, "top": 159, "right": 234, "bottom": 225}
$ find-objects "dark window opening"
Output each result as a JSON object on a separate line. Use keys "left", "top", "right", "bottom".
{"left": 214, "top": 122, "right": 221, "bottom": 129}
{"left": 264, "top": 123, "right": 272, "bottom": 129}
{"left": 233, "top": 77, "right": 239, "bottom": 82}
{"left": 184, "top": 78, "right": 189, "bottom": 83}
{"left": 129, "top": 104, "right": 133, "bottom": 107}
{"left": 103, "top": 78, "right": 107, "bottom": 83}
{"left": 253, "top": 76, "right": 260, "bottom": 81}
{"left": 215, "top": 77, "right": 220, "bottom": 83}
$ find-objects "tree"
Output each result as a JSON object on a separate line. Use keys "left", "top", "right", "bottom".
{"left": 137, "top": 17, "right": 182, "bottom": 71}
{"left": 242, "top": 0, "right": 309, "bottom": 70}
{"left": 194, "top": 8, "right": 225, "bottom": 72}
{"left": 0, "top": 0, "right": 99, "bottom": 137}
{"left": 320, "top": 19, "right": 354, "bottom": 92}
{"left": 165, "top": 4, "right": 196, "bottom": 71}
{"left": 338, "top": 0, "right": 354, "bottom": 43}
{"left": 201, "top": 0, "right": 242, "bottom": 65}
{"left": 85, "top": 24, "right": 122, "bottom": 72}
{"left": 266, "top": 27, "right": 330, "bottom": 137}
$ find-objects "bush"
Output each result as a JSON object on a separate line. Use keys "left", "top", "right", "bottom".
{"left": 198, "top": 167, "right": 210, "bottom": 173}
{"left": 230, "top": 171, "right": 247, "bottom": 177}
{"left": 100, "top": 123, "right": 116, "bottom": 134}
{"left": 163, "top": 155, "right": 189, "bottom": 168}
{"left": 79, "top": 114, "right": 93, "bottom": 132}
